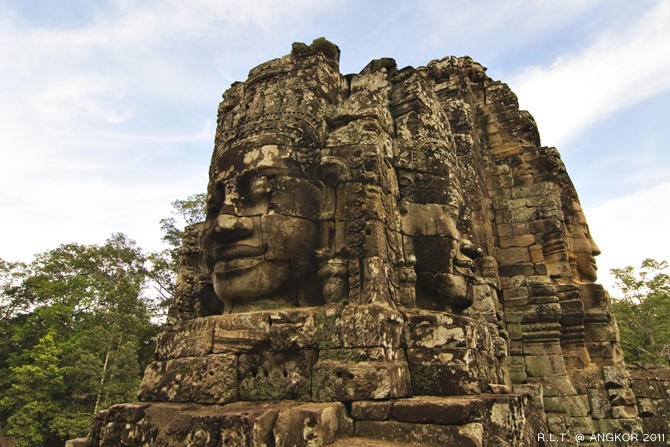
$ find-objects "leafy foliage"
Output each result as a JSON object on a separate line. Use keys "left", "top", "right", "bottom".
{"left": 148, "top": 193, "right": 206, "bottom": 307}
{"left": 0, "top": 234, "right": 160, "bottom": 445}
{"left": 0, "top": 194, "right": 205, "bottom": 445}
{"left": 611, "top": 258, "right": 670, "bottom": 365}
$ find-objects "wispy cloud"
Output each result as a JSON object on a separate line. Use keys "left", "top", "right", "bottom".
{"left": 511, "top": 0, "right": 670, "bottom": 147}
{"left": 0, "top": 0, "right": 340, "bottom": 260}
{"left": 1, "top": 0, "right": 669, "bottom": 283}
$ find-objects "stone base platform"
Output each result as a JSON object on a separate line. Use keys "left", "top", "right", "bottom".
{"left": 87, "top": 394, "right": 542, "bottom": 447}
{"left": 138, "top": 305, "right": 505, "bottom": 405}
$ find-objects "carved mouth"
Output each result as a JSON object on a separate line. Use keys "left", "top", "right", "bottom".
{"left": 215, "top": 243, "right": 265, "bottom": 260}
{"left": 214, "top": 257, "right": 265, "bottom": 274}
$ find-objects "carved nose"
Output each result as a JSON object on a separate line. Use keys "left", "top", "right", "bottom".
{"left": 210, "top": 215, "right": 253, "bottom": 242}
{"left": 591, "top": 240, "right": 602, "bottom": 257}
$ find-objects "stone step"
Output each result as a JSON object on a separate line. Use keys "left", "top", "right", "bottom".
{"left": 330, "top": 437, "right": 419, "bottom": 446}
{"left": 350, "top": 394, "right": 541, "bottom": 446}
{"left": 354, "top": 420, "right": 483, "bottom": 447}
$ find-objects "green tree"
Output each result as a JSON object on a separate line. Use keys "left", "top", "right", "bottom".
{"left": 148, "top": 193, "right": 206, "bottom": 306}
{"left": 0, "top": 234, "right": 161, "bottom": 445}
{"left": 0, "top": 331, "right": 65, "bottom": 447}
{"left": 0, "top": 195, "right": 205, "bottom": 445}
{"left": 0, "top": 258, "right": 31, "bottom": 322}
{"left": 611, "top": 258, "right": 670, "bottom": 365}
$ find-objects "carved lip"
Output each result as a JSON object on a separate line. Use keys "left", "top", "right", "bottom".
{"left": 214, "top": 257, "right": 265, "bottom": 273}
{"left": 216, "top": 243, "right": 265, "bottom": 260}
{"left": 590, "top": 257, "right": 598, "bottom": 270}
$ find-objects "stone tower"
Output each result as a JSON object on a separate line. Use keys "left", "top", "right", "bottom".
{"left": 86, "top": 39, "right": 670, "bottom": 447}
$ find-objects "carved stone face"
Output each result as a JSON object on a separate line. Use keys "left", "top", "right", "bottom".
{"left": 397, "top": 170, "right": 479, "bottom": 311}
{"left": 410, "top": 205, "right": 479, "bottom": 311}
{"left": 566, "top": 201, "right": 601, "bottom": 284}
{"left": 203, "top": 143, "right": 322, "bottom": 313}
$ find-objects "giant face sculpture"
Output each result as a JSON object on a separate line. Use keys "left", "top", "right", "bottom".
{"left": 203, "top": 142, "right": 324, "bottom": 313}
{"left": 396, "top": 168, "right": 480, "bottom": 312}
{"left": 565, "top": 199, "right": 601, "bottom": 284}
{"left": 200, "top": 53, "right": 486, "bottom": 316}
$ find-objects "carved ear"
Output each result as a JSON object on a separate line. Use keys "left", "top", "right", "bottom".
{"left": 319, "top": 156, "right": 351, "bottom": 186}
{"left": 313, "top": 179, "right": 336, "bottom": 221}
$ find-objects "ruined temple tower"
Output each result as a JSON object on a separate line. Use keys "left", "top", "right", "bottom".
{"left": 86, "top": 39, "right": 670, "bottom": 447}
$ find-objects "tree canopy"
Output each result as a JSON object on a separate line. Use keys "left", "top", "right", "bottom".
{"left": 610, "top": 258, "right": 670, "bottom": 365}
{"left": 0, "top": 234, "right": 159, "bottom": 446}
{"left": 0, "top": 194, "right": 206, "bottom": 447}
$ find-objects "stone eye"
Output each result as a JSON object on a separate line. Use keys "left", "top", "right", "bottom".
{"left": 206, "top": 185, "right": 225, "bottom": 218}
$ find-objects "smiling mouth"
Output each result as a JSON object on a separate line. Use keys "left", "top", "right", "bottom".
{"left": 214, "top": 257, "right": 265, "bottom": 274}
{"left": 213, "top": 242, "right": 265, "bottom": 260}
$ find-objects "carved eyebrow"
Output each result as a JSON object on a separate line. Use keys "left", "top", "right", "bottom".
{"left": 256, "top": 165, "right": 292, "bottom": 178}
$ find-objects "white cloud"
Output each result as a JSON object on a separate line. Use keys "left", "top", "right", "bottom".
{"left": 511, "top": 0, "right": 670, "bottom": 147}
{"left": 0, "top": 0, "right": 340, "bottom": 262}
{"left": 418, "top": 0, "right": 606, "bottom": 56}
{"left": 587, "top": 180, "right": 670, "bottom": 293}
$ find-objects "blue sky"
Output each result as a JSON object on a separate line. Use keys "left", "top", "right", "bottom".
{"left": 1, "top": 0, "right": 669, "bottom": 291}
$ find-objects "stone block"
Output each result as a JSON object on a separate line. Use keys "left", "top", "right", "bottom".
{"left": 318, "top": 347, "right": 405, "bottom": 363}
{"left": 522, "top": 340, "right": 563, "bottom": 356}
{"left": 608, "top": 388, "right": 636, "bottom": 406}
{"left": 268, "top": 308, "right": 317, "bottom": 350}
{"left": 496, "top": 222, "right": 529, "bottom": 237}
{"left": 116, "top": 402, "right": 287, "bottom": 447}
{"left": 496, "top": 206, "right": 536, "bottom": 224}
{"left": 603, "top": 366, "right": 630, "bottom": 389}
{"left": 407, "top": 347, "right": 483, "bottom": 395}
{"left": 238, "top": 350, "right": 316, "bottom": 401}
{"left": 391, "top": 397, "right": 485, "bottom": 425}
{"left": 313, "top": 306, "right": 346, "bottom": 349}
{"left": 403, "top": 310, "right": 476, "bottom": 349}
{"left": 496, "top": 246, "right": 531, "bottom": 264}
{"left": 586, "top": 342, "right": 621, "bottom": 364}
{"left": 513, "top": 383, "right": 544, "bottom": 411}
{"left": 587, "top": 388, "right": 611, "bottom": 419}
{"left": 508, "top": 355, "right": 525, "bottom": 371}
{"left": 274, "top": 402, "right": 352, "bottom": 447}
{"left": 351, "top": 400, "right": 393, "bottom": 420}
{"left": 499, "top": 234, "right": 535, "bottom": 248}
{"left": 138, "top": 354, "right": 237, "bottom": 404}
{"left": 155, "top": 317, "right": 215, "bottom": 360}
{"left": 526, "top": 376, "right": 575, "bottom": 397}
{"left": 631, "top": 379, "right": 664, "bottom": 398}
{"left": 340, "top": 304, "right": 403, "bottom": 348}
{"left": 637, "top": 398, "right": 657, "bottom": 417}
{"left": 570, "top": 416, "right": 597, "bottom": 435}
{"left": 509, "top": 372, "right": 528, "bottom": 385}
{"left": 523, "top": 354, "right": 568, "bottom": 377}
{"left": 355, "top": 420, "right": 483, "bottom": 447}
{"left": 507, "top": 323, "right": 522, "bottom": 340}
{"left": 102, "top": 403, "right": 152, "bottom": 423}
{"left": 611, "top": 405, "right": 638, "bottom": 419}
{"left": 490, "top": 173, "right": 514, "bottom": 189}
{"left": 212, "top": 312, "right": 271, "bottom": 353}
{"left": 312, "top": 360, "right": 411, "bottom": 401}
{"left": 498, "top": 263, "right": 536, "bottom": 277}
{"left": 596, "top": 417, "right": 643, "bottom": 441}
{"left": 510, "top": 182, "right": 559, "bottom": 199}
{"left": 584, "top": 322, "right": 619, "bottom": 343}
{"left": 336, "top": 182, "right": 388, "bottom": 222}
{"left": 529, "top": 244, "right": 544, "bottom": 263}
